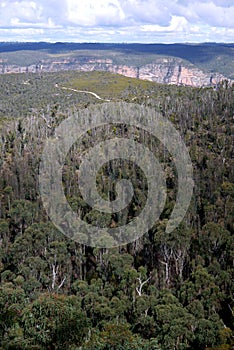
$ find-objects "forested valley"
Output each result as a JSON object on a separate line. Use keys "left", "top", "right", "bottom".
{"left": 0, "top": 71, "right": 233, "bottom": 349}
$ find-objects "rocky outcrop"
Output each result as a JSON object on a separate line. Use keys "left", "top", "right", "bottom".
{"left": 0, "top": 56, "right": 229, "bottom": 87}
{"left": 106, "top": 58, "right": 227, "bottom": 86}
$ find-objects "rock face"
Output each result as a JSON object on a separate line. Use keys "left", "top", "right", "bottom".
{"left": 106, "top": 58, "right": 227, "bottom": 86}
{"left": 0, "top": 56, "right": 228, "bottom": 87}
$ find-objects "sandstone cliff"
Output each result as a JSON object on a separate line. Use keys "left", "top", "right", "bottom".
{"left": 0, "top": 56, "right": 229, "bottom": 87}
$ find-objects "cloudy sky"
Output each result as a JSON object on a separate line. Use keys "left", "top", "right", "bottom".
{"left": 0, "top": 0, "right": 234, "bottom": 43}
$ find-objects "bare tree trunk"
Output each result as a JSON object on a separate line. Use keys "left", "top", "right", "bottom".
{"left": 136, "top": 275, "right": 151, "bottom": 296}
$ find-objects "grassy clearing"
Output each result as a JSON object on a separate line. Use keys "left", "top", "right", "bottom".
{"left": 63, "top": 71, "right": 157, "bottom": 99}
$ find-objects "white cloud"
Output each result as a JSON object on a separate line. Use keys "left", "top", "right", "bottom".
{"left": 0, "top": 1, "right": 43, "bottom": 25}
{"left": 141, "top": 16, "right": 189, "bottom": 33}
{"left": 0, "top": 0, "right": 233, "bottom": 42}
{"left": 192, "top": 1, "right": 234, "bottom": 28}
{"left": 66, "top": 0, "right": 125, "bottom": 26}
{"left": 121, "top": 0, "right": 172, "bottom": 26}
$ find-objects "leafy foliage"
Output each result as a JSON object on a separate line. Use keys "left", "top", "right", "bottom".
{"left": 0, "top": 71, "right": 233, "bottom": 349}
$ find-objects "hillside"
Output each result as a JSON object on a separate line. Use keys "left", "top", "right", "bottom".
{"left": 0, "top": 70, "right": 233, "bottom": 349}
{"left": 0, "top": 42, "right": 233, "bottom": 87}
{"left": 0, "top": 70, "right": 161, "bottom": 119}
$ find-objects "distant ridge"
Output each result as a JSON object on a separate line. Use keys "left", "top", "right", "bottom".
{"left": 0, "top": 42, "right": 233, "bottom": 86}
{"left": 0, "top": 41, "right": 234, "bottom": 57}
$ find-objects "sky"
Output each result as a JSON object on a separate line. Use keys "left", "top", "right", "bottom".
{"left": 0, "top": 0, "right": 234, "bottom": 43}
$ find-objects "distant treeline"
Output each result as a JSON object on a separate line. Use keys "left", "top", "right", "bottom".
{"left": 0, "top": 42, "right": 233, "bottom": 62}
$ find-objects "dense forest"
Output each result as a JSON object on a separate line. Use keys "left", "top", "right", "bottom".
{"left": 0, "top": 71, "right": 233, "bottom": 349}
